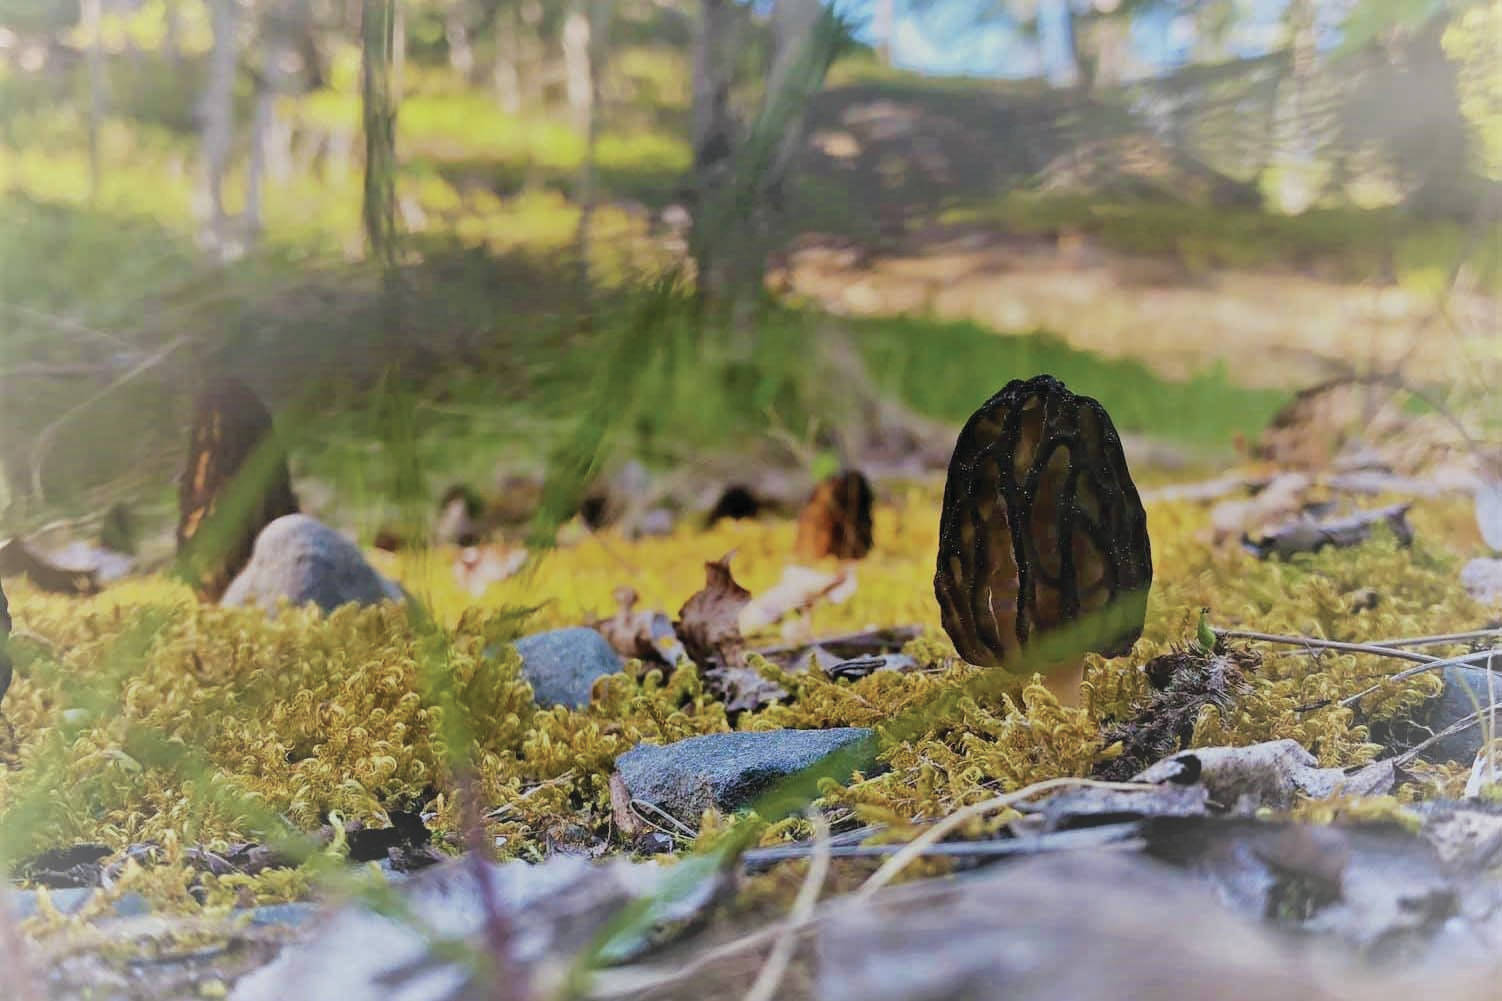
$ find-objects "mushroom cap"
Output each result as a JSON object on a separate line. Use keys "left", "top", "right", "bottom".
{"left": 176, "top": 376, "right": 299, "bottom": 600}
{"left": 795, "top": 469, "right": 875, "bottom": 561}
{"left": 934, "top": 375, "right": 1152, "bottom": 669}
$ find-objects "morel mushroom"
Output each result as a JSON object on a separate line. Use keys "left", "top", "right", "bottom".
{"left": 176, "top": 376, "right": 299, "bottom": 601}
{"left": 795, "top": 469, "right": 874, "bottom": 561}
{"left": 934, "top": 375, "right": 1152, "bottom": 705}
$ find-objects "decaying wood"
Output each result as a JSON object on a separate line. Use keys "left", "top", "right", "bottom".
{"left": 1241, "top": 502, "right": 1412, "bottom": 559}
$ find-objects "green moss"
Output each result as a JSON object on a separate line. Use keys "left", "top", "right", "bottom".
{"left": 0, "top": 488, "right": 1490, "bottom": 915}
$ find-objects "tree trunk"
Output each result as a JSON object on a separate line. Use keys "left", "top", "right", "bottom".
{"left": 494, "top": 3, "right": 522, "bottom": 113}
{"left": 164, "top": 0, "right": 182, "bottom": 64}
{"left": 247, "top": 3, "right": 300, "bottom": 243}
{"left": 689, "top": 0, "right": 738, "bottom": 302}
{"left": 446, "top": 2, "right": 475, "bottom": 80}
{"left": 82, "top": 0, "right": 104, "bottom": 204}
{"left": 200, "top": 0, "right": 237, "bottom": 257}
{"left": 361, "top": 0, "right": 399, "bottom": 270}
{"left": 873, "top": 0, "right": 894, "bottom": 65}
{"left": 569, "top": 0, "right": 612, "bottom": 296}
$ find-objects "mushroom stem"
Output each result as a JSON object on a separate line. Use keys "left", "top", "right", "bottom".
{"left": 1041, "top": 662, "right": 1086, "bottom": 707}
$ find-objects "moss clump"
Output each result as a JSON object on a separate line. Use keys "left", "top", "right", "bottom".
{"left": 0, "top": 487, "right": 1490, "bottom": 917}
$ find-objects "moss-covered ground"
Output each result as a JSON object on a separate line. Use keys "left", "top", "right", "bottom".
{"left": 1, "top": 481, "right": 1491, "bottom": 924}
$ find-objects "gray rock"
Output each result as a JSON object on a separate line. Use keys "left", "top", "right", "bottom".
{"left": 1414, "top": 663, "right": 1502, "bottom": 763}
{"left": 1461, "top": 557, "right": 1502, "bottom": 605}
{"left": 615, "top": 728, "right": 877, "bottom": 821}
{"left": 511, "top": 627, "right": 624, "bottom": 709}
{"left": 221, "top": 514, "right": 404, "bottom": 615}
{"left": 7, "top": 886, "right": 94, "bottom": 919}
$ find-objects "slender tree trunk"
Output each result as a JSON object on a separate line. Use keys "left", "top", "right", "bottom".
{"left": 83, "top": 0, "right": 104, "bottom": 204}
{"left": 494, "top": 3, "right": 522, "bottom": 113}
{"left": 164, "top": 0, "right": 183, "bottom": 64}
{"left": 689, "top": 0, "right": 737, "bottom": 302}
{"left": 361, "top": 0, "right": 399, "bottom": 270}
{"left": 201, "top": 0, "right": 237, "bottom": 257}
{"left": 247, "top": 2, "right": 299, "bottom": 243}
{"left": 873, "top": 0, "right": 894, "bottom": 65}
{"left": 568, "top": 0, "right": 612, "bottom": 296}
{"left": 446, "top": 2, "right": 475, "bottom": 80}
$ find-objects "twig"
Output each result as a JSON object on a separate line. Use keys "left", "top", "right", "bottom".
{"left": 742, "top": 821, "right": 1143, "bottom": 872}
{"left": 1339, "top": 650, "right": 1498, "bottom": 708}
{"left": 629, "top": 798, "right": 698, "bottom": 840}
{"left": 1371, "top": 629, "right": 1502, "bottom": 649}
{"left": 1394, "top": 698, "right": 1502, "bottom": 767}
{"left": 741, "top": 811, "right": 829, "bottom": 1001}
{"left": 1213, "top": 629, "right": 1439, "bottom": 665}
{"left": 854, "top": 777, "right": 1154, "bottom": 899}
{"left": 483, "top": 771, "right": 576, "bottom": 820}
{"left": 28, "top": 329, "right": 199, "bottom": 501}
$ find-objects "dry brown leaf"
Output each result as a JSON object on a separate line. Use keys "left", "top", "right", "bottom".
{"left": 676, "top": 552, "right": 751, "bottom": 667}
{"left": 596, "top": 587, "right": 687, "bottom": 665}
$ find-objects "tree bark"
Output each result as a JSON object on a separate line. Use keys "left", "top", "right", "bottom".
{"left": 361, "top": 0, "right": 399, "bottom": 270}
{"left": 446, "top": 2, "right": 475, "bottom": 80}
{"left": 83, "top": 0, "right": 104, "bottom": 205}
{"left": 200, "top": 0, "right": 237, "bottom": 257}
{"left": 689, "top": 0, "right": 737, "bottom": 301}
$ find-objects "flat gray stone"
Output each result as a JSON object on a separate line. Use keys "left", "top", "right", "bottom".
{"left": 1418, "top": 663, "right": 1502, "bottom": 763}
{"left": 222, "top": 514, "right": 403, "bottom": 615}
{"left": 512, "top": 627, "right": 623, "bottom": 709}
{"left": 1461, "top": 558, "right": 1502, "bottom": 606}
{"left": 615, "top": 728, "right": 877, "bottom": 821}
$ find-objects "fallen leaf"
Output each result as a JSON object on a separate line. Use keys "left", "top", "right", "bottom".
{"left": 738, "top": 565, "right": 856, "bottom": 634}
{"left": 596, "top": 587, "right": 687, "bottom": 665}
{"left": 676, "top": 552, "right": 751, "bottom": 667}
{"left": 452, "top": 545, "right": 527, "bottom": 596}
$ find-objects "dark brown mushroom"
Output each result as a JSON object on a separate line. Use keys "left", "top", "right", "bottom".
{"left": 795, "top": 469, "right": 874, "bottom": 561}
{"left": 176, "top": 376, "right": 298, "bottom": 601}
{"left": 934, "top": 375, "right": 1152, "bottom": 704}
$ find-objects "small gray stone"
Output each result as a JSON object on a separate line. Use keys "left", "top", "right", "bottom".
{"left": 1461, "top": 558, "right": 1502, "bottom": 606}
{"left": 222, "top": 514, "right": 404, "bottom": 615}
{"left": 512, "top": 627, "right": 624, "bottom": 709}
{"left": 615, "top": 728, "right": 877, "bottom": 821}
{"left": 246, "top": 901, "right": 320, "bottom": 928}
{"left": 1416, "top": 663, "right": 1502, "bottom": 764}
{"left": 7, "top": 887, "right": 94, "bottom": 919}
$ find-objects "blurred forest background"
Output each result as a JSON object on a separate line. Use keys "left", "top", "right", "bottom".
{"left": 0, "top": 0, "right": 1497, "bottom": 541}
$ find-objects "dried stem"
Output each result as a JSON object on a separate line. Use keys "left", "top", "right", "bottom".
{"left": 1213, "top": 629, "right": 1439, "bottom": 665}
{"left": 741, "top": 811, "right": 829, "bottom": 1001}
{"left": 855, "top": 777, "right": 1153, "bottom": 899}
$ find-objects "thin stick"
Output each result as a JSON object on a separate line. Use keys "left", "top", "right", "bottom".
{"left": 1371, "top": 630, "right": 1502, "bottom": 649}
{"left": 855, "top": 777, "right": 1154, "bottom": 900}
{"left": 741, "top": 811, "right": 829, "bottom": 1001}
{"left": 1394, "top": 698, "right": 1502, "bottom": 766}
{"left": 629, "top": 798, "right": 698, "bottom": 840}
{"left": 1213, "top": 629, "right": 1439, "bottom": 665}
{"left": 1339, "top": 650, "right": 1498, "bottom": 708}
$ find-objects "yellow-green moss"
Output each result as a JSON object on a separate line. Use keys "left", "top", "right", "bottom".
{"left": 0, "top": 487, "right": 1492, "bottom": 915}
